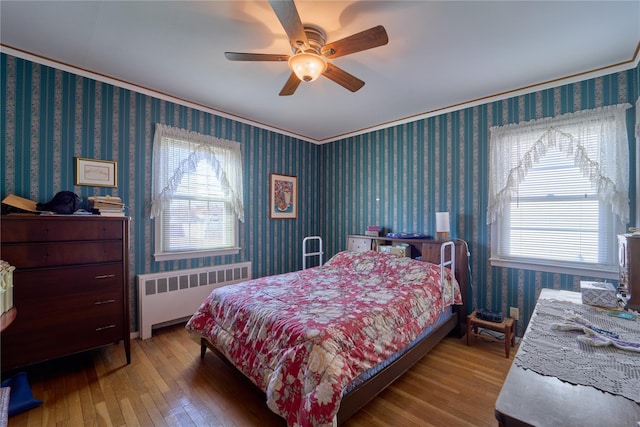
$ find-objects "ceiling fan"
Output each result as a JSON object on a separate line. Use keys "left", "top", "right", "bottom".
{"left": 224, "top": 0, "right": 389, "bottom": 96}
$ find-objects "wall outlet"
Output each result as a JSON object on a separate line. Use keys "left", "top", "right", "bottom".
{"left": 509, "top": 307, "right": 519, "bottom": 319}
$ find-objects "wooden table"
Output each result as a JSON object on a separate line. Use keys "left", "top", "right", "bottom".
{"left": 466, "top": 310, "right": 515, "bottom": 358}
{"left": 495, "top": 289, "right": 640, "bottom": 427}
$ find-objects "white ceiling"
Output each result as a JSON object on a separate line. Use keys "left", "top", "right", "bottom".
{"left": 1, "top": 1, "right": 639, "bottom": 143}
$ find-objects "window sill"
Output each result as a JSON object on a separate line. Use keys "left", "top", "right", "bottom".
{"left": 490, "top": 257, "right": 618, "bottom": 280}
{"left": 154, "top": 247, "right": 240, "bottom": 262}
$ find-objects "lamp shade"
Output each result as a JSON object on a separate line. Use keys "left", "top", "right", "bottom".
{"left": 436, "top": 212, "right": 450, "bottom": 233}
{"left": 288, "top": 52, "right": 327, "bottom": 82}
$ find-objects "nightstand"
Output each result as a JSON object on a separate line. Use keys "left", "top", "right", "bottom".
{"left": 466, "top": 310, "right": 516, "bottom": 358}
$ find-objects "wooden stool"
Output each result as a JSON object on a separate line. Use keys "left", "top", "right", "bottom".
{"left": 466, "top": 310, "right": 515, "bottom": 358}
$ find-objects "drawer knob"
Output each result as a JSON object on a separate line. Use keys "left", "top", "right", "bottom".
{"left": 94, "top": 274, "right": 116, "bottom": 280}
{"left": 94, "top": 299, "right": 116, "bottom": 305}
{"left": 95, "top": 324, "right": 116, "bottom": 332}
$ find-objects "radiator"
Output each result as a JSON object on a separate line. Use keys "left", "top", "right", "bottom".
{"left": 137, "top": 262, "right": 251, "bottom": 339}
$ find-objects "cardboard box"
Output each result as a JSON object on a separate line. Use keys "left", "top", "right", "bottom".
{"left": 580, "top": 281, "right": 618, "bottom": 308}
{"left": 379, "top": 245, "right": 410, "bottom": 257}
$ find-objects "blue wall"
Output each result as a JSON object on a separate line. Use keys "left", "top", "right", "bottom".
{"left": 1, "top": 52, "right": 638, "bottom": 334}
{"left": 322, "top": 66, "right": 638, "bottom": 334}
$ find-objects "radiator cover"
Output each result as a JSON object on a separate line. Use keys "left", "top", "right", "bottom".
{"left": 137, "top": 262, "right": 251, "bottom": 339}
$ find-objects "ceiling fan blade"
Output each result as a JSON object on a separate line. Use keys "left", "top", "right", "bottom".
{"left": 225, "top": 52, "right": 290, "bottom": 62}
{"left": 322, "top": 63, "right": 365, "bottom": 92}
{"left": 279, "top": 72, "right": 301, "bottom": 96}
{"left": 321, "top": 25, "right": 388, "bottom": 59}
{"left": 268, "top": 0, "right": 309, "bottom": 51}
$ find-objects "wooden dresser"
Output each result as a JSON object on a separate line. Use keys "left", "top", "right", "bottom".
{"left": 0, "top": 215, "right": 130, "bottom": 371}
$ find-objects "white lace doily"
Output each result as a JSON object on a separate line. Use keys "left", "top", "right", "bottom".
{"left": 515, "top": 298, "right": 640, "bottom": 403}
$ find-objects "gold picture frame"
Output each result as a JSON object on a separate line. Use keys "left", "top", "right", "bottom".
{"left": 269, "top": 173, "right": 297, "bottom": 219}
{"left": 75, "top": 157, "right": 117, "bottom": 187}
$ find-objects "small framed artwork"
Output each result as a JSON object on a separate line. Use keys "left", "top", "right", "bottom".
{"left": 75, "top": 157, "right": 118, "bottom": 187}
{"left": 270, "top": 173, "right": 297, "bottom": 219}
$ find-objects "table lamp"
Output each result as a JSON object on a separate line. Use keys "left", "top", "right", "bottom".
{"left": 436, "top": 212, "right": 450, "bottom": 241}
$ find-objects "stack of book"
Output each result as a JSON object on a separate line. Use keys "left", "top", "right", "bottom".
{"left": 366, "top": 225, "right": 381, "bottom": 237}
{"left": 88, "top": 196, "right": 125, "bottom": 216}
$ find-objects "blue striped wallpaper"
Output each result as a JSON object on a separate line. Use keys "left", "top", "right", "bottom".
{"left": 1, "top": 53, "right": 321, "bottom": 330}
{"left": 1, "top": 51, "right": 638, "bottom": 334}
{"left": 322, "top": 68, "right": 638, "bottom": 334}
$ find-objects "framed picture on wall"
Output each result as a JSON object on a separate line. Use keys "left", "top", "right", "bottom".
{"left": 270, "top": 173, "right": 297, "bottom": 219}
{"left": 75, "top": 157, "right": 118, "bottom": 187}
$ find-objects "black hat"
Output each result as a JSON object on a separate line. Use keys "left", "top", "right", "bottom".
{"left": 36, "top": 191, "right": 82, "bottom": 214}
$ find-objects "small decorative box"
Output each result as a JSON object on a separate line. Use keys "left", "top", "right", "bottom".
{"left": 379, "top": 245, "right": 410, "bottom": 257}
{"left": 580, "top": 281, "right": 618, "bottom": 308}
{"left": 0, "top": 260, "right": 15, "bottom": 315}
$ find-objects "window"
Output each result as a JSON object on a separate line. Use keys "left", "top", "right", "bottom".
{"left": 488, "top": 104, "right": 631, "bottom": 278}
{"left": 150, "top": 124, "right": 244, "bottom": 261}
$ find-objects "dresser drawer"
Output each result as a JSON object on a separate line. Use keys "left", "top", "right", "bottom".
{"left": 4, "top": 301, "right": 123, "bottom": 337}
{"left": 12, "top": 264, "right": 123, "bottom": 305}
{"left": 1, "top": 217, "right": 123, "bottom": 242}
{"left": 2, "top": 241, "right": 123, "bottom": 268}
{"left": 11, "top": 290, "right": 122, "bottom": 324}
{"left": 46, "top": 219, "right": 123, "bottom": 241}
{"left": 1, "top": 310, "right": 124, "bottom": 368}
{"left": 0, "top": 219, "right": 48, "bottom": 242}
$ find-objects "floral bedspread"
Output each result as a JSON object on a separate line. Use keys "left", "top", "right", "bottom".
{"left": 185, "top": 250, "right": 461, "bottom": 426}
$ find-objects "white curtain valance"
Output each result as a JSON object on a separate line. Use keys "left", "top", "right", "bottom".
{"left": 487, "top": 103, "right": 631, "bottom": 225}
{"left": 150, "top": 124, "right": 245, "bottom": 222}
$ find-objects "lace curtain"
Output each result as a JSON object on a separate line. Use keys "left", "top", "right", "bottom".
{"left": 150, "top": 124, "right": 245, "bottom": 222}
{"left": 487, "top": 103, "right": 631, "bottom": 225}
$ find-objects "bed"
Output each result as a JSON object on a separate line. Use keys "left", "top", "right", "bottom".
{"left": 186, "top": 244, "right": 466, "bottom": 426}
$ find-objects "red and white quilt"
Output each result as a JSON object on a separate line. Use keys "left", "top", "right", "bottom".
{"left": 186, "top": 250, "right": 461, "bottom": 426}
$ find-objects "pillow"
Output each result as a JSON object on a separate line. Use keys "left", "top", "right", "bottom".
{"left": 0, "top": 372, "right": 42, "bottom": 416}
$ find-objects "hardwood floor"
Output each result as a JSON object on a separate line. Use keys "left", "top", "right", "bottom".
{"left": 6, "top": 324, "right": 515, "bottom": 426}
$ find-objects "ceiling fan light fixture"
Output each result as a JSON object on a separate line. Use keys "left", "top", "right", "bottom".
{"left": 288, "top": 52, "right": 327, "bottom": 82}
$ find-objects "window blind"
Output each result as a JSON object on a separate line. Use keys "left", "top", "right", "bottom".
{"left": 495, "top": 142, "right": 617, "bottom": 270}
{"left": 163, "top": 159, "right": 235, "bottom": 252}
